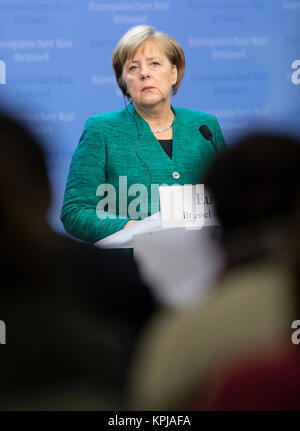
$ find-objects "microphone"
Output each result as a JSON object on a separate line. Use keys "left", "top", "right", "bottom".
{"left": 199, "top": 125, "right": 219, "bottom": 157}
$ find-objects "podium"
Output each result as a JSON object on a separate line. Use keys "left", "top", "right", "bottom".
{"left": 96, "top": 222, "right": 223, "bottom": 308}
{"left": 132, "top": 226, "right": 223, "bottom": 308}
{"left": 94, "top": 187, "right": 223, "bottom": 307}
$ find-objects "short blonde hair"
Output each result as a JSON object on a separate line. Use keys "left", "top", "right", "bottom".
{"left": 112, "top": 25, "right": 185, "bottom": 99}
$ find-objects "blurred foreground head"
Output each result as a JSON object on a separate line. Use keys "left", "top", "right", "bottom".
{"left": 0, "top": 113, "right": 152, "bottom": 409}
{"left": 0, "top": 112, "right": 51, "bottom": 242}
{"left": 204, "top": 133, "right": 300, "bottom": 262}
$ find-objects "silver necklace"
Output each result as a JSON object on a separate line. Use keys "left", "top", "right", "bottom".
{"left": 151, "top": 112, "right": 175, "bottom": 133}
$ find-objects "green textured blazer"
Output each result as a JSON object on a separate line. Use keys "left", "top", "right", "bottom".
{"left": 61, "top": 103, "right": 226, "bottom": 242}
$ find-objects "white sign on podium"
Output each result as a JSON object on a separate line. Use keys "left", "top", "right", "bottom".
{"left": 159, "top": 184, "right": 219, "bottom": 229}
{"left": 94, "top": 185, "right": 219, "bottom": 248}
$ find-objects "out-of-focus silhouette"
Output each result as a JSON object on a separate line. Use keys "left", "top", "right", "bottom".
{"left": 128, "top": 132, "right": 300, "bottom": 410}
{"left": 197, "top": 200, "right": 300, "bottom": 411}
{"left": 0, "top": 111, "right": 156, "bottom": 410}
{"left": 203, "top": 133, "right": 300, "bottom": 271}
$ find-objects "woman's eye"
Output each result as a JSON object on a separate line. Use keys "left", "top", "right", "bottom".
{"left": 152, "top": 62, "right": 160, "bottom": 66}
{"left": 129, "top": 65, "right": 138, "bottom": 71}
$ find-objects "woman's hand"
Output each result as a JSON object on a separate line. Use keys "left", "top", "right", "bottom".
{"left": 123, "top": 220, "right": 139, "bottom": 229}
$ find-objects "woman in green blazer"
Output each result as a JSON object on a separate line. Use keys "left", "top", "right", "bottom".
{"left": 61, "top": 25, "right": 226, "bottom": 242}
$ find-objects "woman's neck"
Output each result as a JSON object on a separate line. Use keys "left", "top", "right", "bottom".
{"left": 133, "top": 101, "right": 174, "bottom": 131}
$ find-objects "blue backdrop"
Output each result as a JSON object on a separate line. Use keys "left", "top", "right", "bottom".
{"left": 0, "top": 0, "right": 299, "bottom": 231}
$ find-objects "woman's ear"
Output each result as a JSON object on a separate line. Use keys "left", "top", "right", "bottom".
{"left": 118, "top": 77, "right": 127, "bottom": 93}
{"left": 118, "top": 76, "right": 130, "bottom": 98}
{"left": 171, "top": 64, "right": 178, "bottom": 86}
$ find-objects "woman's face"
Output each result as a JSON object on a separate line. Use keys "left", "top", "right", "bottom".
{"left": 122, "top": 40, "right": 177, "bottom": 110}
